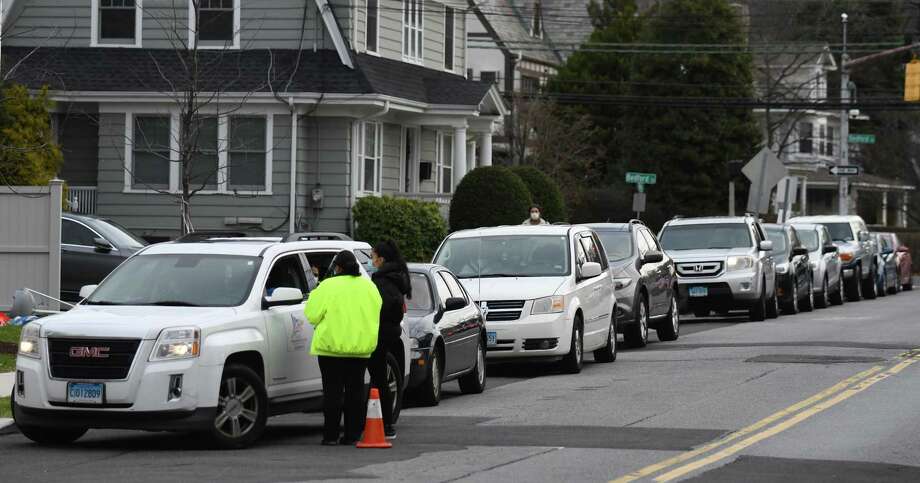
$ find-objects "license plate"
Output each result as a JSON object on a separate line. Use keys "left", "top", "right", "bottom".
{"left": 487, "top": 332, "right": 497, "bottom": 346}
{"left": 688, "top": 286, "right": 709, "bottom": 298}
{"left": 67, "top": 382, "right": 104, "bottom": 404}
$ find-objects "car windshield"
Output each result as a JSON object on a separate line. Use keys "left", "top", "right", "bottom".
{"left": 95, "top": 219, "right": 147, "bottom": 249}
{"left": 824, "top": 222, "right": 855, "bottom": 242}
{"left": 407, "top": 273, "right": 434, "bottom": 311}
{"left": 85, "top": 254, "right": 261, "bottom": 307}
{"left": 434, "top": 235, "right": 570, "bottom": 278}
{"left": 796, "top": 228, "right": 820, "bottom": 252}
{"left": 596, "top": 231, "right": 633, "bottom": 262}
{"left": 765, "top": 228, "right": 789, "bottom": 256}
{"left": 659, "top": 223, "right": 752, "bottom": 251}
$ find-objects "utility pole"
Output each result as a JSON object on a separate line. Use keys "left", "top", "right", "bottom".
{"left": 838, "top": 13, "right": 850, "bottom": 215}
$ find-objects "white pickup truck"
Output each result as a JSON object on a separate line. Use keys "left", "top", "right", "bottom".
{"left": 11, "top": 234, "right": 410, "bottom": 448}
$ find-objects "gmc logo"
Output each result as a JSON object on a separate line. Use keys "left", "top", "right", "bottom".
{"left": 69, "top": 346, "right": 110, "bottom": 359}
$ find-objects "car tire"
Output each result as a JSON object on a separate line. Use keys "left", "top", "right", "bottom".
{"left": 209, "top": 364, "right": 268, "bottom": 449}
{"left": 783, "top": 278, "right": 799, "bottom": 315}
{"left": 12, "top": 391, "right": 88, "bottom": 446}
{"left": 385, "top": 351, "right": 404, "bottom": 424}
{"left": 749, "top": 282, "right": 767, "bottom": 322}
{"left": 846, "top": 266, "right": 862, "bottom": 302}
{"left": 458, "top": 337, "right": 487, "bottom": 394}
{"left": 877, "top": 268, "right": 888, "bottom": 298}
{"left": 905, "top": 281, "right": 913, "bottom": 291}
{"left": 766, "top": 287, "right": 780, "bottom": 319}
{"left": 415, "top": 348, "right": 443, "bottom": 407}
{"left": 656, "top": 293, "right": 680, "bottom": 342}
{"left": 815, "top": 275, "right": 829, "bottom": 309}
{"left": 559, "top": 318, "right": 584, "bottom": 374}
{"left": 830, "top": 272, "right": 845, "bottom": 306}
{"left": 624, "top": 295, "right": 649, "bottom": 348}
{"left": 801, "top": 277, "right": 814, "bottom": 312}
{"left": 862, "top": 265, "right": 878, "bottom": 300}
{"left": 594, "top": 315, "right": 618, "bottom": 362}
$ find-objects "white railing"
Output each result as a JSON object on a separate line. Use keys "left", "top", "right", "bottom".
{"left": 394, "top": 192, "right": 452, "bottom": 205}
{"left": 67, "top": 186, "right": 97, "bottom": 215}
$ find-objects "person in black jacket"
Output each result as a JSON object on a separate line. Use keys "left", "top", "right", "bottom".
{"left": 368, "top": 240, "right": 411, "bottom": 440}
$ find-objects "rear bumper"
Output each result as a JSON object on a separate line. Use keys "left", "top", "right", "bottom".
{"left": 13, "top": 400, "right": 217, "bottom": 431}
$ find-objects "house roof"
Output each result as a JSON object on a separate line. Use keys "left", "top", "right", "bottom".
{"left": 798, "top": 168, "right": 915, "bottom": 190}
{"left": 539, "top": 0, "right": 595, "bottom": 59}
{"left": 473, "top": 0, "right": 561, "bottom": 66}
{"left": 0, "top": 47, "right": 495, "bottom": 108}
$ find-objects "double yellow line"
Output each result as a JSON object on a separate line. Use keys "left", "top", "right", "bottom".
{"left": 611, "top": 349, "right": 920, "bottom": 483}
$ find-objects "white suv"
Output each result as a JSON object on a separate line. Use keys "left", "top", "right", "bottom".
{"left": 12, "top": 234, "right": 411, "bottom": 448}
{"left": 432, "top": 225, "right": 617, "bottom": 373}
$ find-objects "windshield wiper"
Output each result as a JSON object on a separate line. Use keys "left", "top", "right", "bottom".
{"left": 479, "top": 273, "right": 518, "bottom": 278}
{"left": 148, "top": 301, "right": 201, "bottom": 307}
{"left": 82, "top": 300, "right": 124, "bottom": 306}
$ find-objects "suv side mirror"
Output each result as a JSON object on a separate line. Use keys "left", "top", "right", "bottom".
{"left": 93, "top": 237, "right": 114, "bottom": 253}
{"left": 263, "top": 287, "right": 304, "bottom": 309}
{"left": 445, "top": 297, "right": 467, "bottom": 311}
{"left": 642, "top": 250, "right": 664, "bottom": 264}
{"left": 822, "top": 245, "right": 838, "bottom": 254}
{"left": 579, "top": 262, "right": 603, "bottom": 279}
{"left": 759, "top": 240, "right": 773, "bottom": 252}
{"left": 79, "top": 285, "right": 98, "bottom": 299}
{"left": 858, "top": 231, "right": 870, "bottom": 242}
{"left": 792, "top": 246, "right": 809, "bottom": 257}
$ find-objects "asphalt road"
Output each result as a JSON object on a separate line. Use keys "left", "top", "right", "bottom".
{"left": 3, "top": 289, "right": 920, "bottom": 482}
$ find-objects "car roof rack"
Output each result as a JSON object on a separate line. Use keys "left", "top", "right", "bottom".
{"left": 628, "top": 219, "right": 646, "bottom": 226}
{"left": 175, "top": 231, "right": 249, "bottom": 243}
{"left": 284, "top": 232, "right": 353, "bottom": 242}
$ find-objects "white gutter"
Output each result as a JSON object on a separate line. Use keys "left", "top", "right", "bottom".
{"left": 358, "top": 100, "right": 390, "bottom": 121}
{"left": 288, "top": 97, "right": 298, "bottom": 233}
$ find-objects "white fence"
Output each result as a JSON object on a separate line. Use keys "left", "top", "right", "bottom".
{"left": 0, "top": 180, "right": 63, "bottom": 312}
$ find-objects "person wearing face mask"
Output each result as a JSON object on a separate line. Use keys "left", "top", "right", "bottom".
{"left": 367, "top": 240, "right": 412, "bottom": 439}
{"left": 523, "top": 204, "right": 550, "bottom": 225}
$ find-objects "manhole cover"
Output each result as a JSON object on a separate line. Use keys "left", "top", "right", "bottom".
{"left": 746, "top": 354, "right": 886, "bottom": 364}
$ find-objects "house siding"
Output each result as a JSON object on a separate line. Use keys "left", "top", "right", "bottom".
{"left": 381, "top": 123, "right": 401, "bottom": 193}
{"left": 299, "top": 117, "right": 353, "bottom": 233}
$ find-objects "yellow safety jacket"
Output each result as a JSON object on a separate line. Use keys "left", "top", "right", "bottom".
{"left": 304, "top": 274, "right": 381, "bottom": 358}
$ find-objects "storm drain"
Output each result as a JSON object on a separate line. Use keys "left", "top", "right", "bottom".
{"left": 745, "top": 354, "right": 886, "bottom": 364}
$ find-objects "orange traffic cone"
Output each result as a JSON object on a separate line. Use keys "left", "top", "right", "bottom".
{"left": 357, "top": 388, "right": 392, "bottom": 448}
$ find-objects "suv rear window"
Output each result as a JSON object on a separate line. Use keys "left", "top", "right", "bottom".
{"left": 660, "top": 223, "right": 752, "bottom": 251}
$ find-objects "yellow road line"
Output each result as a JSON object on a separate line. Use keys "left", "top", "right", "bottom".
{"left": 609, "top": 365, "right": 883, "bottom": 483}
{"left": 654, "top": 357, "right": 919, "bottom": 482}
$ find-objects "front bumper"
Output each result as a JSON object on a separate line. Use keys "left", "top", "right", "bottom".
{"left": 677, "top": 270, "right": 762, "bottom": 311}
{"left": 408, "top": 347, "right": 432, "bottom": 389}
{"left": 485, "top": 311, "right": 572, "bottom": 361}
{"left": 13, "top": 400, "right": 217, "bottom": 431}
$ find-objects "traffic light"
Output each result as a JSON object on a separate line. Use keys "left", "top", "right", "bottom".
{"left": 906, "top": 59, "right": 920, "bottom": 102}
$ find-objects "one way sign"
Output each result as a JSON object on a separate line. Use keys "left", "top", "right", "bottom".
{"left": 829, "top": 166, "right": 860, "bottom": 176}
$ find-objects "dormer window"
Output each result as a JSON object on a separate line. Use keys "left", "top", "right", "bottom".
{"left": 190, "top": 0, "right": 240, "bottom": 49}
{"left": 92, "top": 0, "right": 142, "bottom": 47}
{"left": 531, "top": 1, "right": 543, "bottom": 38}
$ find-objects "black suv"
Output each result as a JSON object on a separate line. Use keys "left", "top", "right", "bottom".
{"left": 764, "top": 224, "right": 813, "bottom": 314}
{"left": 588, "top": 222, "right": 679, "bottom": 348}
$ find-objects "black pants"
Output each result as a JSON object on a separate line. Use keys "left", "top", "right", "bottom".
{"left": 318, "top": 356, "right": 368, "bottom": 442}
{"left": 367, "top": 341, "right": 396, "bottom": 428}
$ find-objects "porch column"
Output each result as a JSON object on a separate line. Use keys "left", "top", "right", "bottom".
{"left": 479, "top": 131, "right": 493, "bottom": 167}
{"left": 453, "top": 127, "right": 468, "bottom": 190}
{"left": 467, "top": 139, "right": 477, "bottom": 173}
{"left": 901, "top": 191, "right": 910, "bottom": 228}
{"left": 800, "top": 176, "right": 808, "bottom": 216}
{"left": 881, "top": 191, "right": 889, "bottom": 226}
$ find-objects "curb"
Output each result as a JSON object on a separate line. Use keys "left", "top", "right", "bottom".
{"left": 0, "top": 418, "right": 17, "bottom": 436}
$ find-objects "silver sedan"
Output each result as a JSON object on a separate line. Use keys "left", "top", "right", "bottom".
{"left": 793, "top": 223, "right": 844, "bottom": 307}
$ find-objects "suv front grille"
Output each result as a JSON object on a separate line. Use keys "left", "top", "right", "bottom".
{"left": 478, "top": 300, "right": 526, "bottom": 322}
{"left": 677, "top": 261, "right": 723, "bottom": 278}
{"left": 487, "top": 311, "right": 523, "bottom": 322}
{"left": 49, "top": 338, "right": 141, "bottom": 380}
{"left": 480, "top": 300, "right": 525, "bottom": 310}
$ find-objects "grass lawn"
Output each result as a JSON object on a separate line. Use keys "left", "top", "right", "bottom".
{"left": 0, "top": 325, "right": 22, "bottom": 344}
{"left": 0, "top": 326, "right": 22, "bottom": 373}
{"left": 0, "top": 397, "right": 11, "bottom": 418}
{"left": 0, "top": 354, "right": 14, "bottom": 373}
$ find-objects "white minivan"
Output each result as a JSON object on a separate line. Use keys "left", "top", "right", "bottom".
{"left": 432, "top": 225, "right": 617, "bottom": 373}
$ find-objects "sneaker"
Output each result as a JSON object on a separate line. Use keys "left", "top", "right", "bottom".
{"left": 384, "top": 426, "right": 397, "bottom": 440}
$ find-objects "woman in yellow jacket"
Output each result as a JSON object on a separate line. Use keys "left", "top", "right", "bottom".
{"left": 305, "top": 251, "right": 382, "bottom": 446}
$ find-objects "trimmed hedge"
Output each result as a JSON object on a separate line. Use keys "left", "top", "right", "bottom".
{"left": 353, "top": 196, "right": 448, "bottom": 262}
{"left": 449, "top": 166, "right": 533, "bottom": 231}
{"left": 510, "top": 166, "right": 567, "bottom": 223}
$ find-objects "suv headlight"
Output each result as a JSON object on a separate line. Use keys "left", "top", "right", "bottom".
{"left": 150, "top": 327, "right": 200, "bottom": 362}
{"left": 839, "top": 250, "right": 854, "bottom": 262}
{"left": 18, "top": 323, "right": 41, "bottom": 359}
{"left": 726, "top": 256, "right": 755, "bottom": 272}
{"left": 532, "top": 295, "right": 565, "bottom": 315}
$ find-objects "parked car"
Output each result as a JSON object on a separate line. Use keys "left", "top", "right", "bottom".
{"left": 872, "top": 233, "right": 901, "bottom": 296}
{"left": 658, "top": 215, "right": 778, "bottom": 322}
{"left": 764, "top": 224, "right": 813, "bottom": 314}
{"left": 788, "top": 215, "right": 878, "bottom": 301}
{"left": 13, "top": 235, "right": 411, "bottom": 448}
{"left": 792, "top": 223, "right": 844, "bottom": 307}
{"left": 587, "top": 221, "right": 679, "bottom": 347}
{"left": 892, "top": 234, "right": 914, "bottom": 291}
{"left": 433, "top": 225, "right": 618, "bottom": 374}
{"left": 61, "top": 213, "right": 148, "bottom": 302}
{"left": 403, "top": 264, "right": 487, "bottom": 406}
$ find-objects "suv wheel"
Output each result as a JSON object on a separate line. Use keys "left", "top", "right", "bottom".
{"left": 830, "top": 272, "right": 845, "bottom": 305}
{"left": 766, "top": 286, "right": 780, "bottom": 319}
{"left": 560, "top": 318, "right": 584, "bottom": 374}
{"left": 749, "top": 281, "right": 767, "bottom": 322}
{"left": 862, "top": 265, "right": 878, "bottom": 300}
{"left": 846, "top": 266, "right": 862, "bottom": 301}
{"left": 594, "top": 315, "right": 618, "bottom": 362}
{"left": 657, "top": 293, "right": 680, "bottom": 342}
{"left": 784, "top": 278, "right": 800, "bottom": 315}
{"left": 815, "top": 275, "right": 829, "bottom": 309}
{"left": 801, "top": 277, "right": 814, "bottom": 312}
{"left": 624, "top": 295, "right": 649, "bottom": 348}
{"left": 415, "top": 348, "right": 443, "bottom": 406}
{"left": 458, "top": 337, "right": 487, "bottom": 394}
{"left": 209, "top": 364, "right": 268, "bottom": 449}
{"left": 385, "top": 351, "right": 404, "bottom": 424}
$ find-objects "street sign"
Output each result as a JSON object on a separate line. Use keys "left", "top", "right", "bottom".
{"left": 625, "top": 172, "right": 657, "bottom": 185}
{"left": 632, "top": 192, "right": 646, "bottom": 213}
{"left": 829, "top": 165, "right": 860, "bottom": 176}
{"left": 848, "top": 134, "right": 876, "bottom": 144}
{"left": 742, "top": 147, "right": 787, "bottom": 214}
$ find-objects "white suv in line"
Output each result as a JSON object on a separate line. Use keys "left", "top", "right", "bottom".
{"left": 12, "top": 234, "right": 411, "bottom": 448}
{"left": 432, "top": 225, "right": 617, "bottom": 374}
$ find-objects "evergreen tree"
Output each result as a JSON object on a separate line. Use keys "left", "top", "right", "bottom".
{"left": 0, "top": 85, "right": 62, "bottom": 186}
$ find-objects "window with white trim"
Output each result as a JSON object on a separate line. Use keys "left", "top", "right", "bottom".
{"left": 359, "top": 122, "right": 382, "bottom": 193}
{"left": 132, "top": 115, "right": 171, "bottom": 190}
{"left": 403, "top": 0, "right": 423, "bottom": 63}
{"left": 93, "top": 0, "right": 142, "bottom": 46}
{"left": 191, "top": 0, "right": 239, "bottom": 48}
{"left": 184, "top": 117, "right": 221, "bottom": 190}
{"left": 228, "top": 117, "right": 268, "bottom": 191}
{"left": 438, "top": 132, "right": 453, "bottom": 194}
{"left": 444, "top": 6, "right": 455, "bottom": 71}
{"left": 366, "top": 0, "right": 379, "bottom": 53}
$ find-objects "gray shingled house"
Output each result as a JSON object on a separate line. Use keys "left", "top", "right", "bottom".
{"left": 1, "top": 0, "right": 505, "bottom": 239}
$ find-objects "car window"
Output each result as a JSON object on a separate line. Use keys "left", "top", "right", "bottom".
{"left": 265, "top": 254, "right": 308, "bottom": 297}
{"left": 355, "top": 249, "right": 374, "bottom": 274}
{"left": 575, "top": 237, "right": 587, "bottom": 268}
{"left": 635, "top": 230, "right": 651, "bottom": 255}
{"left": 440, "top": 271, "right": 468, "bottom": 301}
{"left": 754, "top": 223, "right": 766, "bottom": 243}
{"left": 407, "top": 273, "right": 434, "bottom": 312}
{"left": 765, "top": 228, "right": 788, "bottom": 256}
{"left": 796, "top": 227, "right": 820, "bottom": 252}
{"left": 62, "top": 219, "right": 99, "bottom": 247}
{"left": 304, "top": 251, "right": 338, "bottom": 281}
{"left": 579, "top": 235, "right": 602, "bottom": 265}
{"left": 432, "top": 271, "right": 452, "bottom": 305}
{"left": 824, "top": 223, "right": 855, "bottom": 242}
{"left": 95, "top": 218, "right": 146, "bottom": 249}
{"left": 595, "top": 230, "right": 633, "bottom": 262}
{"left": 640, "top": 229, "right": 660, "bottom": 252}
{"left": 822, "top": 227, "right": 834, "bottom": 247}
{"left": 660, "top": 223, "right": 753, "bottom": 250}
{"left": 434, "top": 235, "right": 570, "bottom": 278}
{"left": 591, "top": 233, "right": 610, "bottom": 270}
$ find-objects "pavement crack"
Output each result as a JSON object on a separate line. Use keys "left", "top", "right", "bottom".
{"left": 624, "top": 414, "right": 659, "bottom": 427}
{"left": 439, "top": 447, "right": 562, "bottom": 482}
{"left": 741, "top": 368, "right": 779, "bottom": 385}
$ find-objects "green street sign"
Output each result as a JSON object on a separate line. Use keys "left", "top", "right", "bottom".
{"left": 848, "top": 134, "right": 876, "bottom": 144}
{"left": 625, "top": 172, "right": 657, "bottom": 185}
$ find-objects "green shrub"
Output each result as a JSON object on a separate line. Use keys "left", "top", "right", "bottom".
{"left": 511, "top": 166, "right": 567, "bottom": 223}
{"left": 449, "top": 166, "right": 533, "bottom": 231}
{"left": 353, "top": 196, "right": 448, "bottom": 262}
